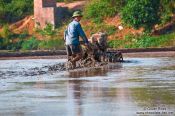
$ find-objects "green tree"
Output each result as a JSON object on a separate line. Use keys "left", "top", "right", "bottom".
{"left": 0, "top": 0, "right": 33, "bottom": 25}
{"left": 160, "top": 0, "right": 175, "bottom": 24}
{"left": 121, "top": 0, "right": 160, "bottom": 32}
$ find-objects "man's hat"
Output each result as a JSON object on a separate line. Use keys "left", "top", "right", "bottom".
{"left": 72, "top": 11, "right": 83, "bottom": 18}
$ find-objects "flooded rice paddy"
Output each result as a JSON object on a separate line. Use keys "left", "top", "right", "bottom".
{"left": 0, "top": 57, "right": 175, "bottom": 116}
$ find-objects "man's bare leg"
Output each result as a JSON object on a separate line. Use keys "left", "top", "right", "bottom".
{"left": 72, "top": 53, "right": 82, "bottom": 62}
{"left": 71, "top": 53, "right": 82, "bottom": 68}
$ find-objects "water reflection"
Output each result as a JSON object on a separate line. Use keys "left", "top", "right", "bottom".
{"left": 0, "top": 58, "right": 175, "bottom": 116}
{"left": 66, "top": 63, "right": 138, "bottom": 116}
{"left": 65, "top": 58, "right": 175, "bottom": 115}
{"left": 67, "top": 77, "right": 82, "bottom": 116}
{"left": 68, "top": 63, "right": 123, "bottom": 78}
{"left": 66, "top": 66, "right": 112, "bottom": 116}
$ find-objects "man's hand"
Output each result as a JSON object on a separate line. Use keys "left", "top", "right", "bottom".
{"left": 84, "top": 43, "right": 89, "bottom": 46}
{"left": 84, "top": 43, "right": 92, "bottom": 51}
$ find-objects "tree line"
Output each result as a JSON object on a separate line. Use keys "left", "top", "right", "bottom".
{"left": 0, "top": 0, "right": 33, "bottom": 26}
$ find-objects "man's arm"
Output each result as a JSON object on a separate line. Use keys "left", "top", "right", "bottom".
{"left": 77, "top": 24, "right": 89, "bottom": 44}
{"left": 64, "top": 29, "right": 67, "bottom": 42}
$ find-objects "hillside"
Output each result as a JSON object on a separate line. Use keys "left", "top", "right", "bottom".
{"left": 3, "top": 1, "right": 174, "bottom": 38}
{"left": 0, "top": 1, "right": 145, "bottom": 38}
{"left": 1, "top": 0, "right": 174, "bottom": 37}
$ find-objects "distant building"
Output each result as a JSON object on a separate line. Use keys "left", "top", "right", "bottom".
{"left": 34, "top": 0, "right": 86, "bottom": 29}
{"left": 34, "top": 0, "right": 56, "bottom": 29}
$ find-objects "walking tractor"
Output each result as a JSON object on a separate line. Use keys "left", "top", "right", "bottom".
{"left": 66, "top": 32, "right": 123, "bottom": 70}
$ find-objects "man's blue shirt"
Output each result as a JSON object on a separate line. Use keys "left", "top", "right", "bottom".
{"left": 65, "top": 20, "right": 88, "bottom": 45}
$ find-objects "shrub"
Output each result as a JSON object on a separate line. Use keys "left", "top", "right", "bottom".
{"left": 134, "top": 33, "right": 175, "bottom": 48}
{"left": 83, "top": 23, "right": 117, "bottom": 36}
{"left": 21, "top": 37, "right": 40, "bottom": 50}
{"left": 0, "top": 36, "right": 3, "bottom": 49}
{"left": 38, "top": 38, "right": 64, "bottom": 50}
{"left": 0, "top": 24, "right": 14, "bottom": 49}
{"left": 105, "top": 25, "right": 117, "bottom": 35}
{"left": 121, "top": 0, "right": 160, "bottom": 32}
{"left": 38, "top": 24, "right": 56, "bottom": 36}
{"left": 108, "top": 32, "right": 175, "bottom": 48}
{"left": 160, "top": 0, "right": 175, "bottom": 25}
{"left": 108, "top": 39, "right": 124, "bottom": 48}
{"left": 0, "top": 24, "right": 13, "bottom": 39}
{"left": 0, "top": 29, "right": 31, "bottom": 50}
{"left": 12, "top": 39, "right": 24, "bottom": 50}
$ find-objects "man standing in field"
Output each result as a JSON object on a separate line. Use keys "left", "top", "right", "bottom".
{"left": 64, "top": 11, "right": 89, "bottom": 68}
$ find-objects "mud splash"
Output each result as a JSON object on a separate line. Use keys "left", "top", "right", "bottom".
{"left": 0, "top": 59, "right": 66, "bottom": 79}
{"left": 0, "top": 66, "right": 58, "bottom": 77}
{"left": 25, "top": 63, "right": 66, "bottom": 76}
{"left": 0, "top": 60, "right": 123, "bottom": 77}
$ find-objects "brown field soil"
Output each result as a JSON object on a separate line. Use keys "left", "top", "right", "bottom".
{"left": 104, "top": 15, "right": 144, "bottom": 39}
{"left": 10, "top": 15, "right": 35, "bottom": 34}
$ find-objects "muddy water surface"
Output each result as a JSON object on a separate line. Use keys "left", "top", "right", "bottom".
{"left": 0, "top": 57, "right": 175, "bottom": 116}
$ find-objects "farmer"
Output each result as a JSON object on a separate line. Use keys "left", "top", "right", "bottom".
{"left": 64, "top": 11, "right": 89, "bottom": 68}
